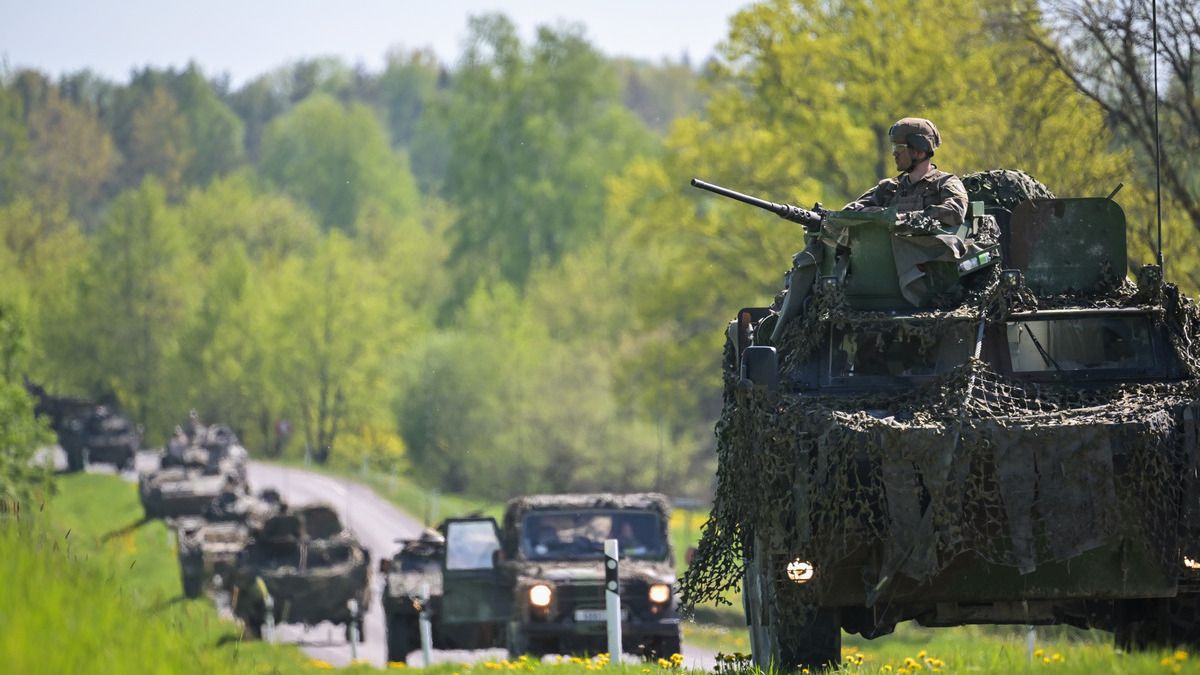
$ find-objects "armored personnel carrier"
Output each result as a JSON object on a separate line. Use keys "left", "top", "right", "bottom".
{"left": 683, "top": 171, "right": 1200, "bottom": 670}
{"left": 140, "top": 445, "right": 247, "bottom": 520}
{"left": 26, "top": 382, "right": 141, "bottom": 472}
{"left": 176, "top": 490, "right": 286, "bottom": 598}
{"left": 381, "top": 493, "right": 682, "bottom": 664}
{"left": 230, "top": 503, "right": 371, "bottom": 640}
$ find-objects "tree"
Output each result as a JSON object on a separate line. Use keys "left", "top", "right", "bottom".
{"left": 168, "top": 64, "right": 246, "bottom": 186}
{"left": 119, "top": 87, "right": 193, "bottom": 198}
{"left": 0, "top": 84, "right": 30, "bottom": 204}
{"left": 259, "top": 93, "right": 420, "bottom": 230}
{"left": 266, "top": 233, "right": 402, "bottom": 463}
{"left": 70, "top": 179, "right": 194, "bottom": 437}
{"left": 23, "top": 87, "right": 119, "bottom": 220}
{"left": 1017, "top": 0, "right": 1200, "bottom": 287}
{"left": 437, "top": 14, "right": 655, "bottom": 289}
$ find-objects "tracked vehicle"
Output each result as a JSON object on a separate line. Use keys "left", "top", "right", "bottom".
{"left": 683, "top": 170, "right": 1200, "bottom": 670}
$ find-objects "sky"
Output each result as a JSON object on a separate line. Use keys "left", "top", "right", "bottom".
{"left": 1, "top": 1, "right": 748, "bottom": 86}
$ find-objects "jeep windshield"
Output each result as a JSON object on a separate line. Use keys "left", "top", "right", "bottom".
{"left": 1004, "top": 311, "right": 1169, "bottom": 381}
{"left": 521, "top": 510, "right": 667, "bottom": 562}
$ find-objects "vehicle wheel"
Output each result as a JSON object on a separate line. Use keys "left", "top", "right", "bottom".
{"left": 1115, "top": 595, "right": 1200, "bottom": 651}
{"left": 387, "top": 615, "right": 417, "bottom": 664}
{"left": 746, "top": 550, "right": 840, "bottom": 671}
{"left": 648, "top": 634, "right": 682, "bottom": 659}
{"left": 121, "top": 451, "right": 136, "bottom": 473}
{"left": 242, "top": 617, "right": 263, "bottom": 640}
{"left": 65, "top": 446, "right": 85, "bottom": 473}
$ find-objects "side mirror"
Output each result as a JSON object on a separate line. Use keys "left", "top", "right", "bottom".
{"left": 379, "top": 558, "right": 392, "bottom": 574}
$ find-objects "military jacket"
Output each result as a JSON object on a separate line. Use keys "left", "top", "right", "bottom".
{"left": 843, "top": 166, "right": 968, "bottom": 227}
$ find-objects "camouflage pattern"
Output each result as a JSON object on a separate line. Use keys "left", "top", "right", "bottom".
{"left": 381, "top": 531, "right": 445, "bottom": 662}
{"left": 684, "top": 171, "right": 1200, "bottom": 670}
{"left": 140, "top": 422, "right": 249, "bottom": 519}
{"left": 843, "top": 166, "right": 968, "bottom": 229}
{"left": 230, "top": 503, "right": 371, "bottom": 639}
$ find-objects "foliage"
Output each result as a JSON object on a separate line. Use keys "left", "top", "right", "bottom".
{"left": 0, "top": 299, "right": 53, "bottom": 505}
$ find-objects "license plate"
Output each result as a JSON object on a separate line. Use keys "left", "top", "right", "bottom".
{"left": 573, "top": 609, "right": 608, "bottom": 622}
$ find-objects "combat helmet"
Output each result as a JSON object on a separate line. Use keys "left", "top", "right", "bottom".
{"left": 889, "top": 117, "right": 941, "bottom": 153}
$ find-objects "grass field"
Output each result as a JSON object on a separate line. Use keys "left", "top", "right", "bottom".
{"left": 41, "top": 463, "right": 1197, "bottom": 673}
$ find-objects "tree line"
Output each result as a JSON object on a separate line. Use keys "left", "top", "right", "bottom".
{"left": 1, "top": 2, "right": 1195, "bottom": 502}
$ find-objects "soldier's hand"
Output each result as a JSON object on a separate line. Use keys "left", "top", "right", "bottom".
{"left": 895, "top": 212, "right": 941, "bottom": 236}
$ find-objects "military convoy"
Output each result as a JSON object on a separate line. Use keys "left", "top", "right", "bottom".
{"left": 682, "top": 170, "right": 1200, "bottom": 670}
{"left": 138, "top": 423, "right": 249, "bottom": 520}
{"left": 176, "top": 489, "right": 285, "bottom": 597}
{"left": 380, "top": 493, "right": 682, "bottom": 664}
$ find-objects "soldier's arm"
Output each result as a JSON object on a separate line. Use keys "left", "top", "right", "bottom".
{"left": 843, "top": 179, "right": 895, "bottom": 212}
{"left": 923, "top": 174, "right": 968, "bottom": 227}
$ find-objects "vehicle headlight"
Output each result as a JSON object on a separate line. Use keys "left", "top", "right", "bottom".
{"left": 529, "top": 583, "right": 553, "bottom": 607}
{"left": 1185, "top": 556, "right": 1200, "bottom": 571}
{"left": 648, "top": 583, "right": 672, "bottom": 604}
{"left": 786, "top": 559, "right": 815, "bottom": 584}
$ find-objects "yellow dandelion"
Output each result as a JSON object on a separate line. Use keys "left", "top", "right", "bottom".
{"left": 308, "top": 660, "right": 334, "bottom": 670}
{"left": 1034, "top": 648, "right": 1045, "bottom": 658}
{"left": 642, "top": 670, "right": 651, "bottom": 673}
{"left": 917, "top": 650, "right": 927, "bottom": 659}
{"left": 882, "top": 666, "right": 893, "bottom": 673}
{"left": 671, "top": 653, "right": 684, "bottom": 665}
{"left": 904, "top": 657, "right": 919, "bottom": 668}
{"left": 1163, "top": 657, "right": 1176, "bottom": 666}
{"left": 1176, "top": 650, "right": 1189, "bottom": 661}
{"left": 1052, "top": 653, "right": 1063, "bottom": 662}
{"left": 658, "top": 658, "right": 671, "bottom": 668}
{"left": 1172, "top": 665, "right": 1182, "bottom": 674}
{"left": 1043, "top": 657, "right": 1052, "bottom": 665}
{"left": 387, "top": 662, "right": 408, "bottom": 670}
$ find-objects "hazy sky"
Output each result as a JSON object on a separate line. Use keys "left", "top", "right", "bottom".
{"left": 1, "top": 1, "right": 748, "bottom": 86}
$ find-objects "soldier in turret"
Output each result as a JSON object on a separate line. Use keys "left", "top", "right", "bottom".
{"left": 772, "top": 117, "right": 970, "bottom": 340}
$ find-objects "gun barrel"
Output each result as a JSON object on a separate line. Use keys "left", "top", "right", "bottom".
{"left": 690, "top": 178, "right": 783, "bottom": 214}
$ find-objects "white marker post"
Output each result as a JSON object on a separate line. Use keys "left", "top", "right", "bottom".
{"left": 604, "top": 538, "right": 622, "bottom": 664}
{"left": 419, "top": 582, "right": 434, "bottom": 666}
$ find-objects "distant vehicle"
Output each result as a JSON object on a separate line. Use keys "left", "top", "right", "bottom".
{"left": 380, "top": 493, "right": 682, "bottom": 664}
{"left": 684, "top": 170, "right": 1200, "bottom": 670}
{"left": 140, "top": 423, "right": 249, "bottom": 519}
{"left": 26, "top": 382, "right": 140, "bottom": 472}
{"left": 176, "top": 490, "right": 286, "bottom": 598}
{"left": 230, "top": 503, "right": 371, "bottom": 641}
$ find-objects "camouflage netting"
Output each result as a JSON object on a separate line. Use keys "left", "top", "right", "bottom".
{"left": 681, "top": 171, "right": 1200, "bottom": 615}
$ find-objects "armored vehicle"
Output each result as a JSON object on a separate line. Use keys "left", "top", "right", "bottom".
{"left": 380, "top": 493, "right": 682, "bottom": 664}
{"left": 682, "top": 171, "right": 1200, "bottom": 670}
{"left": 139, "top": 443, "right": 247, "bottom": 519}
{"left": 380, "top": 528, "right": 445, "bottom": 662}
{"left": 230, "top": 503, "right": 371, "bottom": 640}
{"left": 27, "top": 382, "right": 140, "bottom": 472}
{"left": 176, "top": 490, "right": 286, "bottom": 598}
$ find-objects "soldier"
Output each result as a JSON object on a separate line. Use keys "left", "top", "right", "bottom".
{"left": 772, "top": 117, "right": 970, "bottom": 341}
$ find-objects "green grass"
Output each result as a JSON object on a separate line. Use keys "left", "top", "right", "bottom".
{"left": 0, "top": 473, "right": 370, "bottom": 675}
{"left": 8, "top": 473, "right": 1200, "bottom": 674}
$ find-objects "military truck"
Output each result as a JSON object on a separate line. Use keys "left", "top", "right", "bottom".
{"left": 176, "top": 490, "right": 286, "bottom": 598}
{"left": 380, "top": 493, "right": 682, "bottom": 664}
{"left": 682, "top": 170, "right": 1200, "bottom": 670}
{"left": 26, "top": 382, "right": 141, "bottom": 472}
{"left": 230, "top": 503, "right": 371, "bottom": 641}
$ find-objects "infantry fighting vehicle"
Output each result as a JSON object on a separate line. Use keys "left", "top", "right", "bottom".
{"left": 176, "top": 489, "right": 285, "bottom": 598}
{"left": 683, "top": 171, "right": 1200, "bottom": 670}
{"left": 139, "top": 441, "right": 248, "bottom": 520}
{"left": 380, "top": 494, "right": 682, "bottom": 664}
{"left": 27, "top": 382, "right": 140, "bottom": 472}
{"left": 230, "top": 503, "right": 371, "bottom": 640}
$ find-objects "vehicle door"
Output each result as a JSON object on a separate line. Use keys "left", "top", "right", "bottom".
{"left": 440, "top": 517, "right": 511, "bottom": 625}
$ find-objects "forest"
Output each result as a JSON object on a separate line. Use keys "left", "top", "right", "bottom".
{"left": 1, "top": 0, "right": 1196, "bottom": 502}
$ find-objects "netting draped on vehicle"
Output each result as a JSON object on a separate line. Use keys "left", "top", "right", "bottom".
{"left": 680, "top": 171, "right": 1200, "bottom": 614}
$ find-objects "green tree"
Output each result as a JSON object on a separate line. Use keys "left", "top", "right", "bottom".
{"left": 437, "top": 14, "right": 655, "bottom": 289}
{"left": 70, "top": 179, "right": 194, "bottom": 437}
{"left": 0, "top": 301, "right": 55, "bottom": 505}
{"left": 23, "top": 87, "right": 119, "bottom": 221}
{"left": 0, "top": 84, "right": 30, "bottom": 204}
{"left": 266, "top": 233, "right": 402, "bottom": 463}
{"left": 259, "top": 93, "right": 420, "bottom": 230}
{"left": 119, "top": 87, "right": 193, "bottom": 197}
{"left": 168, "top": 65, "right": 246, "bottom": 186}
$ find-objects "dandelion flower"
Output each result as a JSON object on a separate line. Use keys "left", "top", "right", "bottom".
{"left": 1175, "top": 650, "right": 1189, "bottom": 661}
{"left": 387, "top": 662, "right": 408, "bottom": 670}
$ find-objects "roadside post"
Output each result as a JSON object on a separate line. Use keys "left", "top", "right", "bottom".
{"left": 419, "top": 582, "right": 434, "bottom": 666}
{"left": 605, "top": 539, "right": 622, "bottom": 664}
{"left": 348, "top": 599, "right": 359, "bottom": 660}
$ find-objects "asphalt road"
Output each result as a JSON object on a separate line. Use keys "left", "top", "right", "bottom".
{"left": 56, "top": 448, "right": 719, "bottom": 669}
{"left": 244, "top": 462, "right": 718, "bottom": 670}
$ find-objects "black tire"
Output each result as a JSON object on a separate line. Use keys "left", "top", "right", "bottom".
{"left": 387, "top": 615, "right": 417, "bottom": 664}
{"left": 642, "top": 634, "right": 682, "bottom": 660}
{"left": 746, "top": 551, "right": 840, "bottom": 671}
{"left": 1115, "top": 595, "right": 1200, "bottom": 651}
